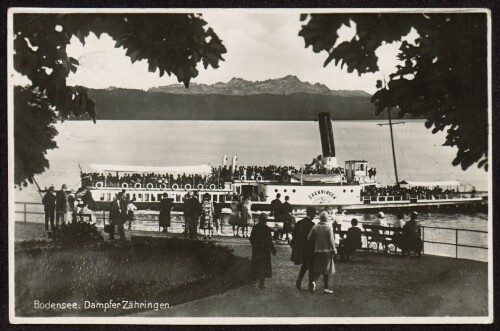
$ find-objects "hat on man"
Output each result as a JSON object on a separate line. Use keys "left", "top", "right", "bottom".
{"left": 258, "top": 213, "right": 268, "bottom": 223}
{"left": 411, "top": 211, "right": 418, "bottom": 216}
{"left": 377, "top": 211, "right": 385, "bottom": 218}
{"left": 49, "top": 185, "right": 55, "bottom": 192}
{"left": 306, "top": 207, "right": 316, "bottom": 218}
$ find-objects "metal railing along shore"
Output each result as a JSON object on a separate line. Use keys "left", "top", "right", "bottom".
{"left": 14, "top": 201, "right": 488, "bottom": 262}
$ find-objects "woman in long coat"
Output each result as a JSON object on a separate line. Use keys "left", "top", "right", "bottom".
{"left": 159, "top": 193, "right": 173, "bottom": 233}
{"left": 250, "top": 213, "right": 277, "bottom": 289}
{"left": 308, "top": 211, "right": 336, "bottom": 294}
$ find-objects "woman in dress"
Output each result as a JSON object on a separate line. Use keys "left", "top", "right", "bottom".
{"left": 239, "top": 195, "right": 253, "bottom": 238}
{"left": 250, "top": 213, "right": 277, "bottom": 289}
{"left": 308, "top": 211, "right": 336, "bottom": 294}
{"left": 229, "top": 194, "right": 241, "bottom": 237}
{"left": 200, "top": 193, "right": 215, "bottom": 239}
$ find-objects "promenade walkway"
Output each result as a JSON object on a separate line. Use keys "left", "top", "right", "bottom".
{"left": 15, "top": 222, "right": 489, "bottom": 318}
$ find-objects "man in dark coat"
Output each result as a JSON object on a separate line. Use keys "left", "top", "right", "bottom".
{"left": 270, "top": 193, "right": 283, "bottom": 240}
{"left": 42, "top": 185, "right": 56, "bottom": 231}
{"left": 402, "top": 211, "right": 423, "bottom": 257}
{"left": 187, "top": 192, "right": 202, "bottom": 239}
{"left": 109, "top": 192, "right": 125, "bottom": 241}
{"left": 182, "top": 192, "right": 192, "bottom": 237}
{"left": 159, "top": 193, "right": 174, "bottom": 233}
{"left": 281, "top": 196, "right": 294, "bottom": 242}
{"left": 55, "top": 184, "right": 68, "bottom": 227}
{"left": 250, "top": 213, "right": 277, "bottom": 289}
{"left": 291, "top": 207, "right": 316, "bottom": 290}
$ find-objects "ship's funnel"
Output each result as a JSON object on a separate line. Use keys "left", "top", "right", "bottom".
{"left": 318, "top": 112, "right": 336, "bottom": 157}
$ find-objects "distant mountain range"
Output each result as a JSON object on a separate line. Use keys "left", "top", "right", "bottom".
{"left": 85, "top": 76, "right": 385, "bottom": 121}
{"left": 147, "top": 75, "right": 371, "bottom": 97}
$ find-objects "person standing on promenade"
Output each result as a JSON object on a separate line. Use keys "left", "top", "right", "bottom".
{"left": 213, "top": 200, "right": 223, "bottom": 236}
{"left": 42, "top": 185, "right": 56, "bottom": 231}
{"left": 281, "top": 196, "right": 294, "bottom": 243}
{"left": 338, "top": 218, "right": 363, "bottom": 261}
{"left": 200, "top": 193, "right": 215, "bottom": 239}
{"left": 188, "top": 192, "right": 202, "bottom": 239}
{"left": 270, "top": 193, "right": 283, "bottom": 240}
{"left": 308, "top": 211, "right": 336, "bottom": 294}
{"left": 159, "top": 193, "right": 173, "bottom": 233}
{"left": 229, "top": 195, "right": 241, "bottom": 237}
{"left": 291, "top": 207, "right": 316, "bottom": 290}
{"left": 127, "top": 198, "right": 137, "bottom": 230}
{"left": 183, "top": 192, "right": 192, "bottom": 237}
{"left": 402, "top": 211, "right": 423, "bottom": 257}
{"left": 239, "top": 195, "right": 253, "bottom": 238}
{"left": 55, "top": 184, "right": 68, "bottom": 227}
{"left": 250, "top": 213, "right": 277, "bottom": 289}
{"left": 109, "top": 192, "right": 126, "bottom": 241}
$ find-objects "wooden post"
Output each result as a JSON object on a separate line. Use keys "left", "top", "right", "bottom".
{"left": 24, "top": 203, "right": 27, "bottom": 222}
{"left": 455, "top": 229, "right": 459, "bottom": 259}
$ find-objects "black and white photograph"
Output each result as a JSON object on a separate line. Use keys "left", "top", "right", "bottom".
{"left": 7, "top": 7, "right": 493, "bottom": 324}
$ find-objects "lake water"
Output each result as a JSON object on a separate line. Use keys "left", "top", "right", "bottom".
{"left": 17, "top": 120, "right": 488, "bottom": 197}
{"left": 13, "top": 120, "right": 489, "bottom": 261}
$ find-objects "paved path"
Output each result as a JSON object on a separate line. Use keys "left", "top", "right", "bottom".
{"left": 15, "top": 222, "right": 489, "bottom": 318}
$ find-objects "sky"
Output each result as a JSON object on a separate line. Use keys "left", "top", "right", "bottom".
{"left": 15, "top": 11, "right": 413, "bottom": 94}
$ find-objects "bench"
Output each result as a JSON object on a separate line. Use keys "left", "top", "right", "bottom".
{"left": 361, "top": 224, "right": 403, "bottom": 254}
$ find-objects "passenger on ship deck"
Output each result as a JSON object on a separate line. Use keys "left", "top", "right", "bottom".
{"left": 291, "top": 207, "right": 316, "bottom": 290}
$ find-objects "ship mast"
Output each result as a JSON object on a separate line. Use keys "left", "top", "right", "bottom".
{"left": 377, "top": 107, "right": 404, "bottom": 186}
{"left": 387, "top": 107, "right": 399, "bottom": 186}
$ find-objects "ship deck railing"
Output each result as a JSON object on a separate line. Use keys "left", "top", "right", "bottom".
{"left": 360, "top": 193, "right": 483, "bottom": 203}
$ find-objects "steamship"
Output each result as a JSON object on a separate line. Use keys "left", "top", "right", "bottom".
{"left": 75, "top": 113, "right": 486, "bottom": 213}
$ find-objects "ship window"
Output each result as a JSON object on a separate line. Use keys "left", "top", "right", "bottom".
{"left": 144, "top": 194, "right": 150, "bottom": 202}
{"left": 343, "top": 189, "right": 346, "bottom": 193}
{"left": 284, "top": 189, "right": 287, "bottom": 193}
{"left": 133, "top": 193, "right": 136, "bottom": 200}
{"left": 351, "top": 189, "right": 354, "bottom": 193}
{"left": 138, "top": 193, "right": 143, "bottom": 201}
{"left": 176, "top": 194, "right": 181, "bottom": 202}
{"left": 275, "top": 189, "right": 278, "bottom": 193}
{"left": 292, "top": 189, "right": 296, "bottom": 193}
{"left": 106, "top": 193, "right": 111, "bottom": 201}
{"left": 100, "top": 193, "right": 105, "bottom": 201}
{"left": 157, "top": 194, "right": 162, "bottom": 201}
